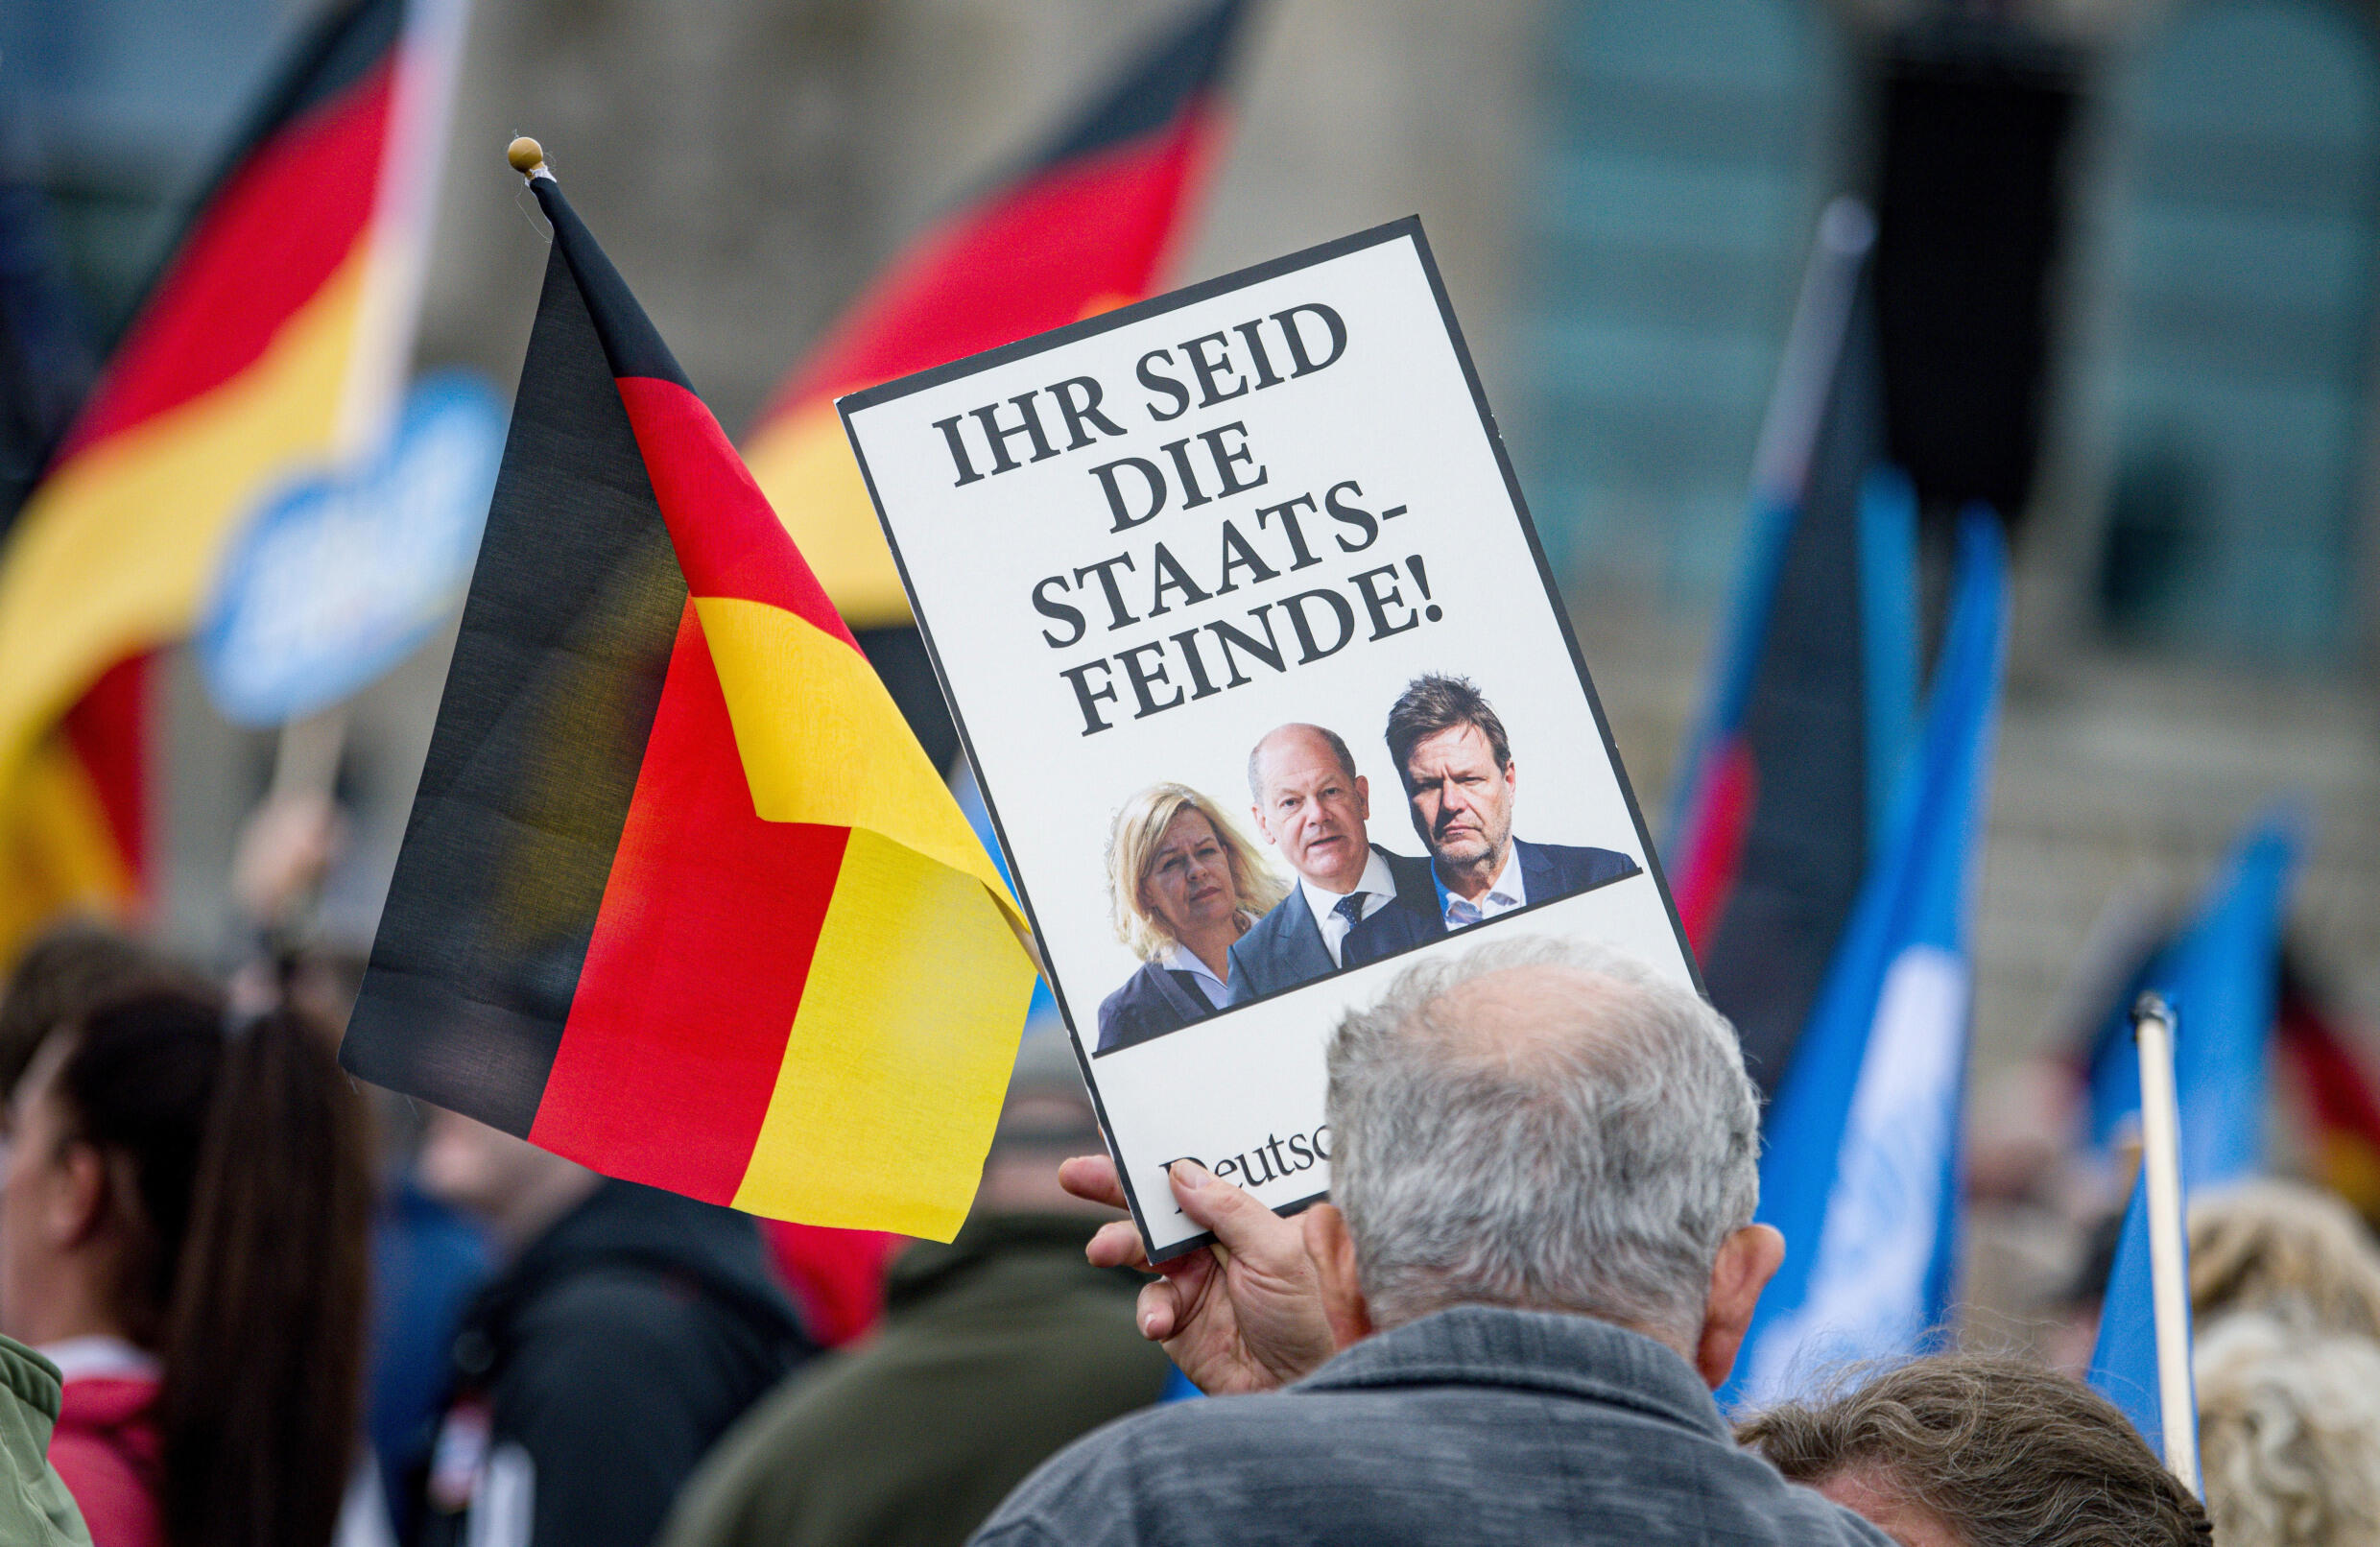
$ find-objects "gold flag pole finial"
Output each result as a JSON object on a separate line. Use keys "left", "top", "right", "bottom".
{"left": 507, "top": 136, "right": 552, "bottom": 180}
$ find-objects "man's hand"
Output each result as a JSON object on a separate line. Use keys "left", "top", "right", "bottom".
{"left": 1059, "top": 1154, "right": 1345, "bottom": 1394}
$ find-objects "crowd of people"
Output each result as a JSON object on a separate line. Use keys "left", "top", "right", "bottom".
{"left": 0, "top": 916, "right": 2367, "bottom": 1546}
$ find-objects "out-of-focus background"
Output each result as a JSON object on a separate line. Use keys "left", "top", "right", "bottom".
{"left": 7, "top": 0, "right": 2376, "bottom": 1336}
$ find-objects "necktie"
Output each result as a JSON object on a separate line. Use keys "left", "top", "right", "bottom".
{"left": 1334, "top": 892, "right": 1368, "bottom": 928}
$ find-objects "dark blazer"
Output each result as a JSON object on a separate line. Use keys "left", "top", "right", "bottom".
{"left": 1226, "top": 844, "right": 1436, "bottom": 1005}
{"left": 1095, "top": 961, "right": 1219, "bottom": 1056}
{"left": 1343, "top": 839, "right": 1641, "bottom": 969}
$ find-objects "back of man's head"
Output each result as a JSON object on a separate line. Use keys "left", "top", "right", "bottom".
{"left": 1325, "top": 935, "right": 1757, "bottom": 1345}
{"left": 1740, "top": 1353, "right": 2209, "bottom": 1547}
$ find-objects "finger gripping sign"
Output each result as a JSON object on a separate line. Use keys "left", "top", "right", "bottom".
{"left": 841, "top": 219, "right": 1699, "bottom": 1261}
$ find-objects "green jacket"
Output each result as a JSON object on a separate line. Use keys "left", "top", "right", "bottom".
{"left": 0, "top": 1339, "right": 90, "bottom": 1547}
{"left": 658, "top": 1214, "right": 1171, "bottom": 1547}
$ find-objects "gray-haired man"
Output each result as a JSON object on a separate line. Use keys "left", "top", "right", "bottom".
{"left": 973, "top": 937, "right": 1893, "bottom": 1547}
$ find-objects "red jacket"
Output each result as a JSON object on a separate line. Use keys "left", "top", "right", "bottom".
{"left": 46, "top": 1344, "right": 162, "bottom": 1547}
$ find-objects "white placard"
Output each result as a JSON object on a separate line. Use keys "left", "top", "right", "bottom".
{"left": 842, "top": 220, "right": 1697, "bottom": 1259}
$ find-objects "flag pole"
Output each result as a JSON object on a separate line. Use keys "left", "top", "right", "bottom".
{"left": 259, "top": 3, "right": 475, "bottom": 920}
{"left": 2133, "top": 990, "right": 2201, "bottom": 1495}
{"left": 508, "top": 136, "right": 555, "bottom": 182}
{"left": 1747, "top": 196, "right": 1874, "bottom": 509}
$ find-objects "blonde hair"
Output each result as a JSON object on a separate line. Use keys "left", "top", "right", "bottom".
{"left": 1106, "top": 784, "right": 1287, "bottom": 963}
{"left": 2198, "top": 1313, "right": 2380, "bottom": 1547}
{"left": 2190, "top": 1179, "right": 2380, "bottom": 1339}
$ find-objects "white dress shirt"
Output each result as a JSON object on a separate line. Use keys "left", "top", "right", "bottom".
{"left": 1440, "top": 846, "right": 1526, "bottom": 930}
{"left": 1164, "top": 940, "right": 1231, "bottom": 1008}
{"left": 1301, "top": 848, "right": 1397, "bottom": 967}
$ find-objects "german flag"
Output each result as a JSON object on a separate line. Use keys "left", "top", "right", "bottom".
{"left": 0, "top": 0, "right": 430, "bottom": 956}
{"left": 742, "top": 0, "right": 1249, "bottom": 635}
{"left": 2279, "top": 951, "right": 2380, "bottom": 1225}
{"left": 342, "top": 154, "right": 1037, "bottom": 1240}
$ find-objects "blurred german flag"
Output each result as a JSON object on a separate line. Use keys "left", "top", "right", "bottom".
{"left": 0, "top": 0, "right": 448, "bottom": 956}
{"left": 743, "top": 0, "right": 1250, "bottom": 631}
{"left": 738, "top": 0, "right": 1251, "bottom": 1310}
{"left": 2280, "top": 952, "right": 2380, "bottom": 1225}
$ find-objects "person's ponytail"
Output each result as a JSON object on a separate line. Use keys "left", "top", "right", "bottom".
{"left": 59, "top": 991, "right": 372, "bottom": 1547}
{"left": 156, "top": 1007, "right": 371, "bottom": 1547}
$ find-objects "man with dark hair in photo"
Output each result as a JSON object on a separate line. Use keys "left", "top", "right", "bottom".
{"left": 1737, "top": 1353, "right": 2210, "bottom": 1547}
{"left": 1344, "top": 674, "right": 1637, "bottom": 968}
{"left": 1226, "top": 724, "right": 1436, "bottom": 1003}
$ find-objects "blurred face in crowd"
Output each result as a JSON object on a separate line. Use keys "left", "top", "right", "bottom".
{"left": 1250, "top": 726, "right": 1370, "bottom": 893}
{"left": 0, "top": 1034, "right": 109, "bottom": 1345}
{"left": 418, "top": 1107, "right": 597, "bottom": 1250}
{"left": 1400, "top": 723, "right": 1516, "bottom": 887}
{"left": 1138, "top": 807, "right": 1240, "bottom": 946}
{"left": 979, "top": 1095, "right": 1109, "bottom": 1215}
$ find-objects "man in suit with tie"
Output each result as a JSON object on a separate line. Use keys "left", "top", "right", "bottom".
{"left": 1345, "top": 675, "right": 1639, "bottom": 969}
{"left": 1226, "top": 724, "right": 1436, "bottom": 1004}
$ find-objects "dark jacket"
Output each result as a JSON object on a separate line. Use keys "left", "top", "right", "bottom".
{"left": 1225, "top": 844, "right": 1435, "bottom": 1003}
{"left": 414, "top": 1179, "right": 813, "bottom": 1547}
{"left": 1095, "top": 962, "right": 1217, "bottom": 1055}
{"left": 1343, "top": 839, "right": 1642, "bottom": 968}
{"left": 970, "top": 1305, "right": 1894, "bottom": 1547}
{"left": 658, "top": 1214, "right": 1171, "bottom": 1547}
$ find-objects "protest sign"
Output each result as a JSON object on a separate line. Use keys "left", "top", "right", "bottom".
{"left": 841, "top": 218, "right": 1697, "bottom": 1259}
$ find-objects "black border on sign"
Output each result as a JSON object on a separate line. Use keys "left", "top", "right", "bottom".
{"left": 838, "top": 215, "right": 1703, "bottom": 1266}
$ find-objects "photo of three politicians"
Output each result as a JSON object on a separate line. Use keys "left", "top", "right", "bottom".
{"left": 1093, "top": 672, "right": 1643, "bottom": 1056}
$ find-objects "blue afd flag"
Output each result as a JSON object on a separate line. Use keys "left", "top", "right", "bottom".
{"left": 196, "top": 370, "right": 505, "bottom": 726}
{"left": 1665, "top": 200, "right": 1921, "bottom": 1100}
{"left": 2088, "top": 1156, "right": 2196, "bottom": 1459}
{"left": 2085, "top": 809, "right": 2300, "bottom": 1187}
{"left": 1726, "top": 510, "right": 2007, "bottom": 1408}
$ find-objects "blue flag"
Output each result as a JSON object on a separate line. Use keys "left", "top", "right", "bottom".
{"left": 196, "top": 370, "right": 505, "bottom": 726}
{"left": 2085, "top": 808, "right": 2300, "bottom": 1188}
{"left": 951, "top": 757, "right": 1059, "bottom": 1027}
{"left": 2080, "top": 808, "right": 2296, "bottom": 1465}
{"left": 1726, "top": 510, "right": 2007, "bottom": 1407}
{"left": 2088, "top": 1154, "right": 2196, "bottom": 1461}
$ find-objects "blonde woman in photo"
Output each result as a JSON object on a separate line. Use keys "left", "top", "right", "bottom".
{"left": 1097, "top": 784, "right": 1288, "bottom": 1055}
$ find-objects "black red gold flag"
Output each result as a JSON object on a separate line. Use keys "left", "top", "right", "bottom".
{"left": 344, "top": 159, "right": 1035, "bottom": 1239}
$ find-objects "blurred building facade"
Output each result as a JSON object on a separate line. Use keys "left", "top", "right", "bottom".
{"left": 6, "top": 0, "right": 2380, "bottom": 1268}
{"left": 1524, "top": 0, "right": 2380, "bottom": 1087}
